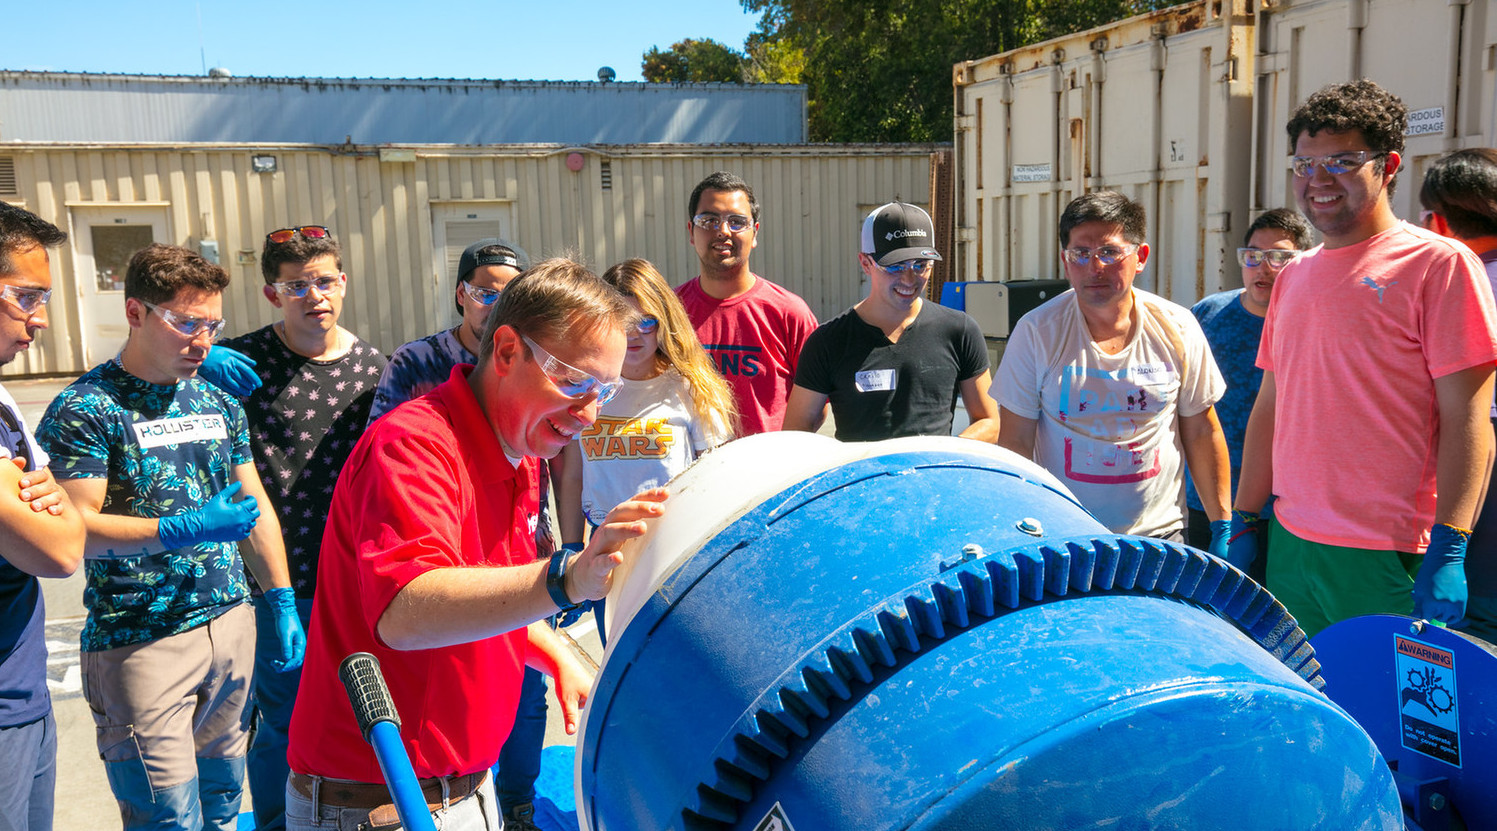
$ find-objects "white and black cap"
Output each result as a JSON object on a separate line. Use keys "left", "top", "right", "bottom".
{"left": 861, "top": 202, "right": 942, "bottom": 266}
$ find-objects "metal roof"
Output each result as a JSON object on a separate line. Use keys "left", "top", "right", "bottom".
{"left": 0, "top": 71, "right": 809, "bottom": 145}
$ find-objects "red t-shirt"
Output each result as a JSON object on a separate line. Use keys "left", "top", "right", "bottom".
{"left": 287, "top": 365, "right": 538, "bottom": 781}
{"left": 676, "top": 275, "right": 818, "bottom": 435}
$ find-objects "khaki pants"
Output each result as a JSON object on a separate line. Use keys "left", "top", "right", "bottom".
{"left": 82, "top": 603, "right": 255, "bottom": 830}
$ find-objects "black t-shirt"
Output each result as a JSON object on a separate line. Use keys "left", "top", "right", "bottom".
{"left": 221, "top": 326, "right": 386, "bottom": 596}
{"left": 794, "top": 302, "right": 988, "bottom": 441}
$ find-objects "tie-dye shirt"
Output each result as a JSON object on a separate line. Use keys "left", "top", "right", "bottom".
{"left": 36, "top": 361, "right": 253, "bottom": 651}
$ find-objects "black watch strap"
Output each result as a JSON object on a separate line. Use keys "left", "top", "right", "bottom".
{"left": 547, "top": 550, "right": 581, "bottom": 612}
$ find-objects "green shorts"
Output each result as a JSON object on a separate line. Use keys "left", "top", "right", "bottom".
{"left": 1264, "top": 517, "right": 1419, "bottom": 639}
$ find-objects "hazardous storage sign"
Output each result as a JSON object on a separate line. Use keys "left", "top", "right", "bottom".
{"left": 1395, "top": 635, "right": 1460, "bottom": 767}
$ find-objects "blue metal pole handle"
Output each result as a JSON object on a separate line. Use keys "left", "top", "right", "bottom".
{"left": 339, "top": 652, "right": 437, "bottom": 831}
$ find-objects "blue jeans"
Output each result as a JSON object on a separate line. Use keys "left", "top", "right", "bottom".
{"left": 0, "top": 712, "right": 56, "bottom": 831}
{"left": 248, "top": 595, "right": 314, "bottom": 831}
{"left": 494, "top": 667, "right": 547, "bottom": 811}
{"left": 285, "top": 773, "right": 499, "bottom": 831}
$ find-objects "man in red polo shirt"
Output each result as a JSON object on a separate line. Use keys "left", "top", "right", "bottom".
{"left": 285, "top": 259, "right": 666, "bottom": 830}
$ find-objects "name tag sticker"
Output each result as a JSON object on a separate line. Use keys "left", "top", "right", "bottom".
{"left": 855, "top": 369, "right": 897, "bottom": 393}
{"left": 132, "top": 414, "right": 229, "bottom": 449}
{"left": 1133, "top": 363, "right": 1173, "bottom": 386}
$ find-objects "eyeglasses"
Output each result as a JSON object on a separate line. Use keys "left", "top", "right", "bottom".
{"left": 521, "top": 334, "right": 622, "bottom": 405}
{"left": 1, "top": 285, "right": 52, "bottom": 315}
{"left": 632, "top": 315, "right": 659, "bottom": 335}
{"left": 141, "top": 301, "right": 227, "bottom": 341}
{"left": 1237, "top": 248, "right": 1302, "bottom": 269}
{"left": 462, "top": 281, "right": 502, "bottom": 307}
{"left": 882, "top": 259, "right": 935, "bottom": 277}
{"left": 691, "top": 213, "right": 753, "bottom": 234}
{"left": 272, "top": 274, "right": 343, "bottom": 299}
{"left": 265, "top": 226, "right": 331, "bottom": 244}
{"left": 1290, "top": 150, "right": 1386, "bottom": 178}
{"left": 1062, "top": 244, "right": 1139, "bottom": 266}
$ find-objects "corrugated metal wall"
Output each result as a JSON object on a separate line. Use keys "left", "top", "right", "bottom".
{"left": 953, "top": 0, "right": 1254, "bottom": 308}
{"left": 1252, "top": 0, "right": 1497, "bottom": 222}
{"left": 0, "top": 143, "right": 937, "bottom": 376}
{"left": 0, "top": 73, "right": 809, "bottom": 145}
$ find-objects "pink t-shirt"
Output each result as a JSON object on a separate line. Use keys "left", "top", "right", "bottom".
{"left": 676, "top": 275, "right": 818, "bottom": 435}
{"left": 1260, "top": 222, "right": 1497, "bottom": 552}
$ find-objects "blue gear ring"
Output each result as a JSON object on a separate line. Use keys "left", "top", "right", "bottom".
{"left": 680, "top": 535, "right": 1318, "bottom": 825}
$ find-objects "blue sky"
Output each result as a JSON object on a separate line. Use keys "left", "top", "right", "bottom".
{"left": 3, "top": 1, "right": 763, "bottom": 83}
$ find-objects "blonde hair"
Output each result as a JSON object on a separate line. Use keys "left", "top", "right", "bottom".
{"left": 602, "top": 258, "right": 740, "bottom": 438}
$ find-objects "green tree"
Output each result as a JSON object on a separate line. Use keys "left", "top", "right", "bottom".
{"left": 740, "top": 0, "right": 1173, "bottom": 142}
{"left": 642, "top": 38, "right": 747, "bottom": 83}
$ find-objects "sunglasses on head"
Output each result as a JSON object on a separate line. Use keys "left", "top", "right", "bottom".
{"left": 265, "top": 226, "right": 331, "bottom": 245}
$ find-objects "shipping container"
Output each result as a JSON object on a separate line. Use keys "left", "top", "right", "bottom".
{"left": 953, "top": 0, "right": 1497, "bottom": 311}
{"left": 954, "top": 0, "right": 1255, "bottom": 307}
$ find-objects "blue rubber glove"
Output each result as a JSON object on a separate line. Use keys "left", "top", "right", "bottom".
{"left": 1413, "top": 523, "right": 1469, "bottom": 626}
{"left": 552, "top": 542, "right": 589, "bottom": 629}
{"left": 1206, "top": 519, "right": 1231, "bottom": 561}
{"left": 158, "top": 482, "right": 260, "bottom": 549}
{"left": 264, "top": 587, "right": 306, "bottom": 673}
{"left": 1225, "top": 509, "right": 1264, "bottom": 571}
{"left": 198, "top": 345, "right": 261, "bottom": 396}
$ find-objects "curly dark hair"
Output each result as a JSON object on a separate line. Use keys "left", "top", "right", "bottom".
{"left": 1286, "top": 79, "right": 1407, "bottom": 194}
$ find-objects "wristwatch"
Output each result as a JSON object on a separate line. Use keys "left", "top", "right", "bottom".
{"left": 547, "top": 549, "right": 582, "bottom": 612}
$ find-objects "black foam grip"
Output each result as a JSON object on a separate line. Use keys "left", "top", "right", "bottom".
{"left": 338, "top": 652, "right": 401, "bottom": 742}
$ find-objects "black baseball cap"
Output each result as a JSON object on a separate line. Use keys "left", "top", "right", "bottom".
{"left": 861, "top": 202, "right": 942, "bottom": 266}
{"left": 457, "top": 238, "right": 530, "bottom": 282}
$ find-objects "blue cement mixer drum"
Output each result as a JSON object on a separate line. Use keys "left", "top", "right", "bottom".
{"left": 577, "top": 434, "right": 1403, "bottom": 830}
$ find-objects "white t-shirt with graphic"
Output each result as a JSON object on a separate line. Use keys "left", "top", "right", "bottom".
{"left": 578, "top": 370, "right": 728, "bottom": 525}
{"left": 996, "top": 288, "right": 1225, "bottom": 536}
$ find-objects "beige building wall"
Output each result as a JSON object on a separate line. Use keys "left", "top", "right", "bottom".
{"left": 0, "top": 144, "right": 938, "bottom": 376}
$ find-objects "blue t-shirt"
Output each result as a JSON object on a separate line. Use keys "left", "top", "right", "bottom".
{"left": 0, "top": 387, "right": 50, "bottom": 726}
{"left": 1185, "top": 290, "right": 1264, "bottom": 513}
{"left": 36, "top": 361, "right": 253, "bottom": 652}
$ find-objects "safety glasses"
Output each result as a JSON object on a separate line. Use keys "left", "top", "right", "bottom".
{"left": 272, "top": 274, "right": 344, "bottom": 299}
{"left": 265, "top": 226, "right": 331, "bottom": 245}
{"left": 142, "top": 301, "right": 227, "bottom": 341}
{"left": 1062, "top": 244, "right": 1139, "bottom": 266}
{"left": 0, "top": 285, "right": 52, "bottom": 315}
{"left": 882, "top": 259, "right": 935, "bottom": 277}
{"left": 462, "top": 281, "right": 502, "bottom": 307}
{"left": 691, "top": 213, "right": 753, "bottom": 234}
{"left": 1290, "top": 151, "right": 1386, "bottom": 178}
{"left": 1237, "top": 248, "right": 1302, "bottom": 269}
{"left": 521, "top": 334, "right": 622, "bottom": 405}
